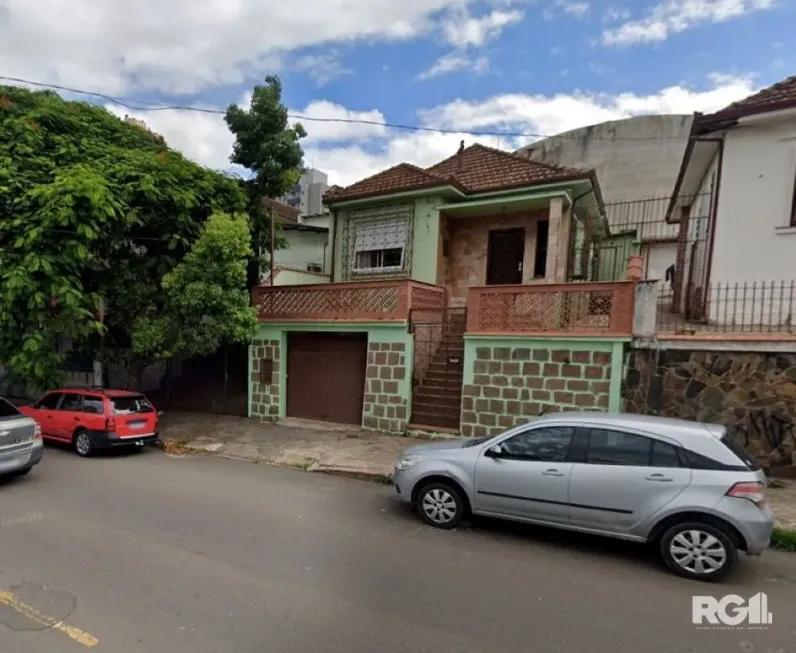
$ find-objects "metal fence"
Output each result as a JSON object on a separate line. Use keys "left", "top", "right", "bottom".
{"left": 657, "top": 281, "right": 796, "bottom": 335}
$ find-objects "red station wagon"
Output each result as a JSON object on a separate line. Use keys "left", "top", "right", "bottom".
{"left": 19, "top": 388, "right": 159, "bottom": 457}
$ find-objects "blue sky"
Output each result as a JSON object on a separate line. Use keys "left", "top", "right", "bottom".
{"left": 1, "top": 0, "right": 793, "bottom": 185}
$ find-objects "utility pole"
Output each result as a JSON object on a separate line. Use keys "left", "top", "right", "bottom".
{"left": 269, "top": 205, "right": 276, "bottom": 287}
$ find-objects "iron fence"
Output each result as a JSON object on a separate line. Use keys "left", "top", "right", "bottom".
{"left": 657, "top": 281, "right": 796, "bottom": 335}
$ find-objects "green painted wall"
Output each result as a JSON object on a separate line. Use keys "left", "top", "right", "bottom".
{"left": 597, "top": 232, "right": 638, "bottom": 282}
{"left": 410, "top": 195, "right": 441, "bottom": 284}
{"left": 331, "top": 196, "right": 441, "bottom": 284}
{"left": 274, "top": 268, "right": 330, "bottom": 286}
{"left": 460, "top": 335, "right": 628, "bottom": 436}
{"left": 249, "top": 322, "right": 413, "bottom": 430}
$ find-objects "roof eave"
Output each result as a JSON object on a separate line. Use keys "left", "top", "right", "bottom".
{"left": 323, "top": 182, "right": 466, "bottom": 207}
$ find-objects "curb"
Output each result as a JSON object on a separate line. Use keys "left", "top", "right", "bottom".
{"left": 159, "top": 439, "right": 393, "bottom": 484}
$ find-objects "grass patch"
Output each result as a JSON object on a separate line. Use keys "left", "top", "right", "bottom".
{"left": 374, "top": 474, "right": 393, "bottom": 485}
{"left": 771, "top": 527, "right": 796, "bottom": 552}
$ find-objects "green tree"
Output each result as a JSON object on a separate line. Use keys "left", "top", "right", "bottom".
{"left": 0, "top": 85, "right": 246, "bottom": 392}
{"left": 225, "top": 76, "right": 306, "bottom": 285}
{"left": 132, "top": 212, "right": 258, "bottom": 361}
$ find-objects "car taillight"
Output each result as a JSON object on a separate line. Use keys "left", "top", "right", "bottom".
{"left": 727, "top": 481, "right": 766, "bottom": 507}
{"left": 105, "top": 416, "right": 116, "bottom": 432}
{"left": 33, "top": 423, "right": 42, "bottom": 440}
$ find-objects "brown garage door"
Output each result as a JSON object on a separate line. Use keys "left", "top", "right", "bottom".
{"left": 286, "top": 332, "right": 367, "bottom": 425}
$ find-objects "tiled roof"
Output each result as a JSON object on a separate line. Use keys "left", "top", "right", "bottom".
{"left": 706, "top": 74, "right": 796, "bottom": 122}
{"left": 427, "top": 144, "right": 587, "bottom": 194}
{"left": 323, "top": 163, "right": 453, "bottom": 203}
{"left": 323, "top": 144, "right": 590, "bottom": 203}
{"left": 263, "top": 198, "right": 300, "bottom": 223}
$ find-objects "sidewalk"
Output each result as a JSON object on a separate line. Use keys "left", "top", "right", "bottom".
{"left": 158, "top": 412, "right": 796, "bottom": 530}
{"left": 158, "top": 411, "right": 415, "bottom": 480}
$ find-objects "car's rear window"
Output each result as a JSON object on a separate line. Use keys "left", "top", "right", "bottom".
{"left": 110, "top": 396, "right": 154, "bottom": 415}
{"left": 0, "top": 398, "right": 21, "bottom": 419}
{"left": 721, "top": 434, "right": 759, "bottom": 470}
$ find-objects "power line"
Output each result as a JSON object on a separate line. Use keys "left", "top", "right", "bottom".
{"left": 0, "top": 74, "right": 694, "bottom": 142}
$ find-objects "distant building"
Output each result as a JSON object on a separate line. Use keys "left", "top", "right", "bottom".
{"left": 280, "top": 168, "right": 328, "bottom": 216}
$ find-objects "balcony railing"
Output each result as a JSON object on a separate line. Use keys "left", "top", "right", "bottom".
{"left": 658, "top": 281, "right": 796, "bottom": 336}
{"left": 466, "top": 281, "right": 635, "bottom": 336}
{"left": 253, "top": 280, "right": 446, "bottom": 322}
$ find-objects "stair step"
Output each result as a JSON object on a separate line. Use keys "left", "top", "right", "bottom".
{"left": 416, "top": 382, "right": 462, "bottom": 395}
{"left": 412, "top": 403, "right": 460, "bottom": 419}
{"left": 412, "top": 393, "right": 462, "bottom": 408}
{"left": 410, "top": 412, "right": 460, "bottom": 429}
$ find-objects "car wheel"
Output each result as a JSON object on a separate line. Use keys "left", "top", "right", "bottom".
{"left": 660, "top": 521, "right": 738, "bottom": 582}
{"left": 416, "top": 482, "right": 465, "bottom": 529}
{"left": 73, "top": 429, "right": 95, "bottom": 458}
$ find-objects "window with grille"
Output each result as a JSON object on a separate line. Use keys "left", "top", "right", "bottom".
{"left": 353, "top": 219, "right": 407, "bottom": 273}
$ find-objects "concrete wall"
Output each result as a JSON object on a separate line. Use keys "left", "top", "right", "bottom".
{"left": 249, "top": 322, "right": 414, "bottom": 433}
{"left": 519, "top": 115, "right": 693, "bottom": 203}
{"left": 460, "top": 336, "right": 626, "bottom": 437}
{"left": 273, "top": 229, "right": 330, "bottom": 277}
{"left": 623, "top": 346, "right": 796, "bottom": 470}
{"left": 709, "top": 117, "right": 796, "bottom": 285}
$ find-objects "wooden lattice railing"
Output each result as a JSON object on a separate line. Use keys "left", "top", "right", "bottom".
{"left": 253, "top": 280, "right": 446, "bottom": 322}
{"left": 466, "top": 281, "right": 635, "bottom": 336}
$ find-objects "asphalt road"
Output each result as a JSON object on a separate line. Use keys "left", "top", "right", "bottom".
{"left": 1, "top": 446, "right": 794, "bottom": 653}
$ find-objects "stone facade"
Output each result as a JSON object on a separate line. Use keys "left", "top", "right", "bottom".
{"left": 623, "top": 348, "right": 796, "bottom": 470}
{"left": 363, "top": 341, "right": 409, "bottom": 433}
{"left": 250, "top": 338, "right": 281, "bottom": 420}
{"left": 461, "top": 344, "right": 613, "bottom": 437}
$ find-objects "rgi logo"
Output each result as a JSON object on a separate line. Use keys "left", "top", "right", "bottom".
{"left": 692, "top": 593, "right": 772, "bottom": 629}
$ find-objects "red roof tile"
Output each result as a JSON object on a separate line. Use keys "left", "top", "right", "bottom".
{"left": 323, "top": 163, "right": 453, "bottom": 203}
{"left": 324, "top": 144, "right": 589, "bottom": 203}
{"left": 427, "top": 144, "right": 587, "bottom": 194}
{"left": 263, "top": 198, "right": 300, "bottom": 223}
{"left": 706, "top": 74, "right": 796, "bottom": 122}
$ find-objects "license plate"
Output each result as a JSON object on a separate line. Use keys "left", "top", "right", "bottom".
{"left": 129, "top": 421, "right": 146, "bottom": 430}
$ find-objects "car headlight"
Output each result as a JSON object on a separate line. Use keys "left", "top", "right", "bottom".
{"left": 395, "top": 455, "right": 422, "bottom": 471}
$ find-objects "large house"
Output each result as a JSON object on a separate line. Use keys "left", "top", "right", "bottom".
{"left": 249, "top": 144, "right": 637, "bottom": 434}
{"left": 665, "top": 74, "right": 796, "bottom": 331}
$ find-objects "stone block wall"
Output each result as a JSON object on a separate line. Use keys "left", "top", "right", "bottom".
{"left": 249, "top": 338, "right": 281, "bottom": 420}
{"left": 363, "top": 341, "right": 409, "bottom": 433}
{"left": 461, "top": 344, "right": 613, "bottom": 437}
{"left": 624, "top": 348, "right": 796, "bottom": 470}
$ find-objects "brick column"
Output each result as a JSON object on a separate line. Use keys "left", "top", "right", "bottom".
{"left": 546, "top": 197, "right": 569, "bottom": 283}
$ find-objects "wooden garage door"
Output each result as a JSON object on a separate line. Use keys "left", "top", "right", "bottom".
{"left": 286, "top": 332, "right": 367, "bottom": 425}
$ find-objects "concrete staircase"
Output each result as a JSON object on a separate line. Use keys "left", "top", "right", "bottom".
{"left": 409, "top": 310, "right": 466, "bottom": 431}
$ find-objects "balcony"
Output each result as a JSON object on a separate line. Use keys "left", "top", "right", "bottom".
{"left": 253, "top": 280, "right": 446, "bottom": 322}
{"left": 466, "top": 281, "right": 635, "bottom": 336}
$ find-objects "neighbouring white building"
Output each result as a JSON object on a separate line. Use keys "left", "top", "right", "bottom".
{"left": 518, "top": 115, "right": 694, "bottom": 283}
{"left": 666, "top": 74, "right": 796, "bottom": 328}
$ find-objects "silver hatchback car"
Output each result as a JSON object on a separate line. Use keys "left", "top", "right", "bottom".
{"left": 393, "top": 412, "right": 773, "bottom": 582}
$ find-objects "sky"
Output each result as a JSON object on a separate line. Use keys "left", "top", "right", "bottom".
{"left": 1, "top": 0, "right": 793, "bottom": 187}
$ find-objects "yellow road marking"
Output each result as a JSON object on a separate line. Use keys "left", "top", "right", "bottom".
{"left": 0, "top": 590, "right": 99, "bottom": 648}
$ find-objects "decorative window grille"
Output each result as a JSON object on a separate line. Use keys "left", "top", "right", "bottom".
{"left": 353, "top": 219, "right": 406, "bottom": 273}
{"left": 340, "top": 204, "right": 414, "bottom": 280}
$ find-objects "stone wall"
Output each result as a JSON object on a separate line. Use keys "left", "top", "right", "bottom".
{"left": 250, "top": 337, "right": 281, "bottom": 420}
{"left": 461, "top": 343, "right": 613, "bottom": 437}
{"left": 363, "top": 341, "right": 409, "bottom": 433}
{"left": 623, "top": 348, "right": 796, "bottom": 469}
{"left": 445, "top": 211, "right": 546, "bottom": 307}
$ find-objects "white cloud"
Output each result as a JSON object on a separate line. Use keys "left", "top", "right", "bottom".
{"left": 104, "top": 73, "right": 757, "bottom": 188}
{"left": 545, "top": 0, "right": 590, "bottom": 20}
{"left": 439, "top": 7, "right": 524, "bottom": 47}
{"left": 602, "top": 0, "right": 776, "bottom": 46}
{"left": 291, "top": 52, "right": 353, "bottom": 87}
{"left": 417, "top": 74, "right": 756, "bottom": 140}
{"left": 0, "top": 0, "right": 477, "bottom": 94}
{"left": 603, "top": 5, "right": 631, "bottom": 21}
{"left": 417, "top": 53, "right": 490, "bottom": 80}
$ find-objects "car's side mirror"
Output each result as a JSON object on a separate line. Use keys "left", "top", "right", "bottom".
{"left": 485, "top": 444, "right": 503, "bottom": 458}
